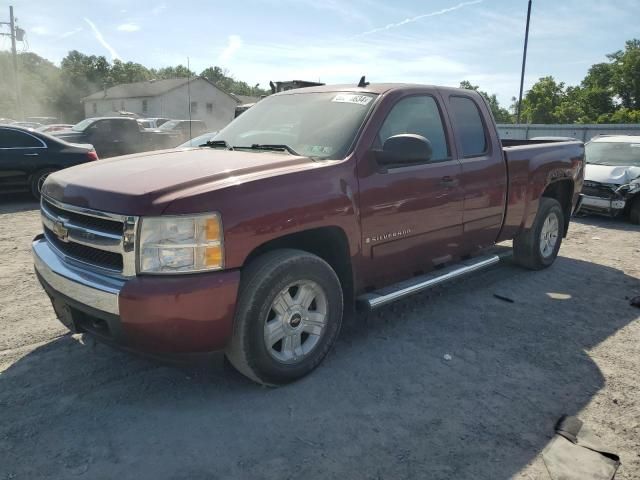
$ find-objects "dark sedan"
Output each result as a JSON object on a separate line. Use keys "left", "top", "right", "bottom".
{"left": 0, "top": 126, "right": 98, "bottom": 199}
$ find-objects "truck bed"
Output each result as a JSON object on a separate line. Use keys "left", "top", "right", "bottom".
{"left": 498, "top": 139, "right": 585, "bottom": 242}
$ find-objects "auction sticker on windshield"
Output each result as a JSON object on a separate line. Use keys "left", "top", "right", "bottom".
{"left": 332, "top": 93, "right": 373, "bottom": 106}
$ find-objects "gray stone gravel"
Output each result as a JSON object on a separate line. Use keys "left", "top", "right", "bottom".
{"left": 1, "top": 195, "right": 638, "bottom": 480}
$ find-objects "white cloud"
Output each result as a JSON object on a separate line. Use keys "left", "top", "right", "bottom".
{"left": 31, "top": 26, "right": 49, "bottom": 36}
{"left": 59, "top": 27, "right": 82, "bottom": 39}
{"left": 355, "top": 0, "right": 484, "bottom": 37}
{"left": 219, "top": 35, "right": 243, "bottom": 63}
{"left": 83, "top": 18, "right": 121, "bottom": 60}
{"left": 152, "top": 4, "right": 167, "bottom": 16}
{"left": 117, "top": 23, "right": 140, "bottom": 32}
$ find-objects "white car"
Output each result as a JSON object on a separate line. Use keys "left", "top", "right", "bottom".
{"left": 580, "top": 135, "right": 640, "bottom": 223}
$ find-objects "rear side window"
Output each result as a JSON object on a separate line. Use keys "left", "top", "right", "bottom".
{"left": 0, "top": 129, "right": 44, "bottom": 148}
{"left": 450, "top": 96, "right": 487, "bottom": 157}
{"left": 378, "top": 95, "right": 449, "bottom": 162}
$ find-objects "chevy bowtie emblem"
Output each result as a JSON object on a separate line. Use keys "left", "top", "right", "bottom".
{"left": 52, "top": 219, "right": 69, "bottom": 242}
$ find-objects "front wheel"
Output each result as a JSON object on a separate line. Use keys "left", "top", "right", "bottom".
{"left": 513, "top": 197, "right": 564, "bottom": 270}
{"left": 226, "top": 249, "right": 343, "bottom": 386}
{"left": 30, "top": 168, "right": 55, "bottom": 200}
{"left": 629, "top": 197, "right": 640, "bottom": 225}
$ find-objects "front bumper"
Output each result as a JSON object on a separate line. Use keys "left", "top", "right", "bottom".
{"left": 578, "top": 195, "right": 626, "bottom": 216}
{"left": 33, "top": 235, "right": 240, "bottom": 354}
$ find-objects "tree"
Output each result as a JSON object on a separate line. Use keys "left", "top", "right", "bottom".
{"left": 521, "top": 76, "right": 565, "bottom": 124}
{"left": 459, "top": 81, "right": 512, "bottom": 123}
{"left": 201, "top": 66, "right": 269, "bottom": 96}
{"left": 607, "top": 39, "right": 640, "bottom": 109}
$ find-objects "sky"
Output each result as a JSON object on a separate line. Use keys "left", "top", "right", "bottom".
{"left": 1, "top": 0, "right": 639, "bottom": 106}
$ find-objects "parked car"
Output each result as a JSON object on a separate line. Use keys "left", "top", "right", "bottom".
{"left": 177, "top": 131, "right": 218, "bottom": 148}
{"left": 579, "top": 135, "right": 640, "bottom": 223}
{"left": 12, "top": 121, "right": 43, "bottom": 130}
{"left": 155, "top": 119, "right": 208, "bottom": 143}
{"left": 0, "top": 125, "right": 98, "bottom": 199}
{"left": 33, "top": 83, "right": 584, "bottom": 385}
{"left": 26, "top": 116, "right": 58, "bottom": 125}
{"left": 137, "top": 117, "right": 171, "bottom": 129}
{"left": 53, "top": 117, "right": 178, "bottom": 158}
{"left": 37, "top": 124, "right": 74, "bottom": 134}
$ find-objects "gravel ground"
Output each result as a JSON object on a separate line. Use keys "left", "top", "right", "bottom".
{"left": 1, "top": 194, "right": 639, "bottom": 480}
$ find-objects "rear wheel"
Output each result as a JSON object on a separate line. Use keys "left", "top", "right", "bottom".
{"left": 629, "top": 197, "right": 640, "bottom": 225}
{"left": 513, "top": 197, "right": 564, "bottom": 270}
{"left": 30, "top": 168, "right": 55, "bottom": 200}
{"left": 226, "top": 249, "right": 343, "bottom": 386}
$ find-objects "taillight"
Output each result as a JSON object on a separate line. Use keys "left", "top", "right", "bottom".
{"left": 87, "top": 150, "right": 99, "bottom": 161}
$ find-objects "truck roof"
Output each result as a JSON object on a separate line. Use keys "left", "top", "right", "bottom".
{"left": 275, "top": 83, "right": 462, "bottom": 96}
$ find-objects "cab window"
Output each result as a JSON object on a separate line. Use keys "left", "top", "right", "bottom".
{"left": 377, "top": 95, "right": 450, "bottom": 162}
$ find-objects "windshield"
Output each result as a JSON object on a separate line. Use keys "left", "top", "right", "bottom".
{"left": 178, "top": 132, "right": 217, "bottom": 148}
{"left": 586, "top": 141, "right": 640, "bottom": 166}
{"left": 72, "top": 118, "right": 95, "bottom": 132}
{"left": 159, "top": 120, "right": 181, "bottom": 130}
{"left": 213, "top": 91, "right": 377, "bottom": 159}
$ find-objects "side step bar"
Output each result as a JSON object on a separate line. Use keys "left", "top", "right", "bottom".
{"left": 357, "top": 253, "right": 502, "bottom": 311}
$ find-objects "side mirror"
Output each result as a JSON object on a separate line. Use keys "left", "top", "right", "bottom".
{"left": 376, "top": 134, "right": 432, "bottom": 167}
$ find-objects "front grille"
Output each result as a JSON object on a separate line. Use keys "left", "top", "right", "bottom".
{"left": 582, "top": 181, "right": 617, "bottom": 199}
{"left": 45, "top": 227, "right": 123, "bottom": 271}
{"left": 43, "top": 200, "right": 123, "bottom": 235}
{"left": 40, "top": 197, "right": 136, "bottom": 276}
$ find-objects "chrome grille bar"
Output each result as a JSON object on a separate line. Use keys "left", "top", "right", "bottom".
{"left": 40, "top": 195, "right": 138, "bottom": 277}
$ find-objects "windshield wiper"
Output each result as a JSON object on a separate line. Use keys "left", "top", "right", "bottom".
{"left": 203, "top": 140, "right": 233, "bottom": 149}
{"left": 234, "top": 144, "right": 300, "bottom": 155}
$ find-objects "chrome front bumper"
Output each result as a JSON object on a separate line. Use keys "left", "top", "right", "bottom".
{"left": 32, "top": 236, "right": 125, "bottom": 315}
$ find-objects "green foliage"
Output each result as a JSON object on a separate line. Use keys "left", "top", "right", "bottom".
{"left": 459, "top": 81, "right": 513, "bottom": 123}
{"left": 520, "top": 39, "right": 640, "bottom": 124}
{"left": 0, "top": 50, "right": 268, "bottom": 122}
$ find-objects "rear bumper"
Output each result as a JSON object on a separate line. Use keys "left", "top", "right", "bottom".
{"left": 33, "top": 235, "right": 240, "bottom": 354}
{"left": 578, "top": 195, "right": 626, "bottom": 216}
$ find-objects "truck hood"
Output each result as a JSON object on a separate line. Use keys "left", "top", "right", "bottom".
{"left": 585, "top": 164, "right": 640, "bottom": 185}
{"left": 42, "top": 148, "right": 320, "bottom": 215}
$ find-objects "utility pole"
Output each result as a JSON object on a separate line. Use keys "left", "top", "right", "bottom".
{"left": 1, "top": 6, "right": 23, "bottom": 119}
{"left": 516, "top": 0, "right": 532, "bottom": 125}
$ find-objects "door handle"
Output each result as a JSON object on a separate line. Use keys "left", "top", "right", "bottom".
{"left": 24, "top": 153, "right": 39, "bottom": 156}
{"left": 440, "top": 176, "right": 458, "bottom": 187}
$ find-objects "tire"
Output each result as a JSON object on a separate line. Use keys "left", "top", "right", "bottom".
{"left": 629, "top": 197, "right": 640, "bottom": 225}
{"left": 30, "top": 168, "right": 55, "bottom": 200}
{"left": 513, "top": 197, "right": 564, "bottom": 270}
{"left": 226, "top": 249, "right": 343, "bottom": 386}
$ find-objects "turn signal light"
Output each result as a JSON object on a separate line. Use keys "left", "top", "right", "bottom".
{"left": 87, "top": 150, "right": 99, "bottom": 161}
{"left": 205, "top": 245, "right": 223, "bottom": 267}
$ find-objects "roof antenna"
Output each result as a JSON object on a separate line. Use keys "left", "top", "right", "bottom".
{"left": 358, "top": 75, "right": 369, "bottom": 88}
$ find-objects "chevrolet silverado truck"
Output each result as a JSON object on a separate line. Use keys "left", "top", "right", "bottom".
{"left": 580, "top": 135, "right": 640, "bottom": 224}
{"left": 54, "top": 117, "right": 179, "bottom": 159}
{"left": 32, "top": 83, "right": 585, "bottom": 385}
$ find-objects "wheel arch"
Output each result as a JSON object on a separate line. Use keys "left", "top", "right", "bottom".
{"left": 541, "top": 179, "right": 574, "bottom": 237}
{"left": 242, "top": 226, "right": 355, "bottom": 310}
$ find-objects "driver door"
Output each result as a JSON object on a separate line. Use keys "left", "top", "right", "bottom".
{"left": 357, "top": 93, "right": 464, "bottom": 288}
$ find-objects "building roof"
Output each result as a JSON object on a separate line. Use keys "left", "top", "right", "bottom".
{"left": 230, "top": 94, "right": 262, "bottom": 105}
{"left": 82, "top": 77, "right": 241, "bottom": 103}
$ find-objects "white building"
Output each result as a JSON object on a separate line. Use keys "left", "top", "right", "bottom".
{"left": 82, "top": 77, "right": 240, "bottom": 130}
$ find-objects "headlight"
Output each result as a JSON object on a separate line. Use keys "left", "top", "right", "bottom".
{"left": 138, "top": 214, "right": 223, "bottom": 274}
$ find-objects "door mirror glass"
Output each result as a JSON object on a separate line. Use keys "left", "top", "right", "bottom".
{"left": 376, "top": 134, "right": 433, "bottom": 166}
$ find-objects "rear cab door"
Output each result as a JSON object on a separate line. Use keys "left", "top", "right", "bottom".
{"left": 356, "top": 87, "right": 465, "bottom": 288}
{"left": 0, "top": 128, "right": 47, "bottom": 191}
{"left": 441, "top": 90, "right": 507, "bottom": 253}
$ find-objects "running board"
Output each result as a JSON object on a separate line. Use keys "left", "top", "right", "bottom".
{"left": 357, "top": 253, "right": 502, "bottom": 311}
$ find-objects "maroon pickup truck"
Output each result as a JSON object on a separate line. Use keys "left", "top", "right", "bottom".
{"left": 33, "top": 83, "right": 584, "bottom": 385}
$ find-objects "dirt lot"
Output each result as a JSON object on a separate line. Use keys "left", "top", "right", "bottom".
{"left": 1, "top": 195, "right": 638, "bottom": 480}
